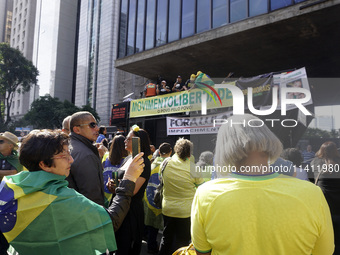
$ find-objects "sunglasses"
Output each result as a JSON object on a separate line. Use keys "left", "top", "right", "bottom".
{"left": 0, "top": 140, "right": 5, "bottom": 144}
{"left": 76, "top": 122, "right": 98, "bottom": 129}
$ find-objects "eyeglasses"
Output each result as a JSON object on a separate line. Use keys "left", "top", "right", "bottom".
{"left": 52, "top": 150, "right": 72, "bottom": 160}
{"left": 0, "top": 140, "right": 5, "bottom": 144}
{"left": 76, "top": 122, "right": 98, "bottom": 129}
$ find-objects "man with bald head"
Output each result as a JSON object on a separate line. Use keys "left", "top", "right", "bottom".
{"left": 66, "top": 111, "right": 105, "bottom": 205}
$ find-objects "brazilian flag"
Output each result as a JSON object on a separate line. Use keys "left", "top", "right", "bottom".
{"left": 0, "top": 171, "right": 116, "bottom": 254}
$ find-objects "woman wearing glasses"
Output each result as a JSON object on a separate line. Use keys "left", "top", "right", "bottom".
{"left": 0, "top": 129, "right": 145, "bottom": 254}
{"left": 108, "top": 125, "right": 151, "bottom": 255}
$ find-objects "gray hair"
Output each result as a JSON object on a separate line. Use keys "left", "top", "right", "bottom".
{"left": 62, "top": 116, "right": 72, "bottom": 130}
{"left": 215, "top": 114, "right": 282, "bottom": 176}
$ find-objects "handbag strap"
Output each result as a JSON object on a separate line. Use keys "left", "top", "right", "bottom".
{"left": 159, "top": 157, "right": 170, "bottom": 184}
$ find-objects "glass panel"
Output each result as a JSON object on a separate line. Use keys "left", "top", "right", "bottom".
{"left": 294, "top": 0, "right": 307, "bottom": 3}
{"left": 118, "top": 0, "right": 128, "bottom": 58}
{"left": 168, "top": 0, "right": 180, "bottom": 42}
{"left": 156, "top": 0, "right": 167, "bottom": 46}
{"left": 250, "top": 0, "right": 267, "bottom": 17}
{"left": 127, "top": 0, "right": 137, "bottom": 55}
{"left": 182, "top": 0, "right": 195, "bottom": 38}
{"left": 230, "top": 0, "right": 247, "bottom": 23}
{"left": 145, "top": 0, "right": 156, "bottom": 50}
{"left": 197, "top": 0, "right": 211, "bottom": 33}
{"left": 271, "top": 0, "right": 293, "bottom": 11}
{"left": 213, "top": 0, "right": 228, "bottom": 28}
{"left": 136, "top": 0, "right": 145, "bottom": 53}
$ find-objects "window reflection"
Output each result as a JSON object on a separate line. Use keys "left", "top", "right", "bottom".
{"left": 127, "top": 0, "right": 137, "bottom": 55}
{"left": 271, "top": 0, "right": 293, "bottom": 11}
{"left": 230, "top": 0, "right": 247, "bottom": 22}
{"left": 197, "top": 0, "right": 211, "bottom": 33}
{"left": 250, "top": 0, "right": 267, "bottom": 17}
{"left": 118, "top": 0, "right": 128, "bottom": 58}
{"left": 169, "top": 0, "right": 181, "bottom": 42}
{"left": 182, "top": 0, "right": 195, "bottom": 38}
{"left": 136, "top": 0, "right": 145, "bottom": 53}
{"left": 213, "top": 0, "right": 228, "bottom": 28}
{"left": 145, "top": 0, "right": 156, "bottom": 50}
{"left": 156, "top": 0, "right": 167, "bottom": 46}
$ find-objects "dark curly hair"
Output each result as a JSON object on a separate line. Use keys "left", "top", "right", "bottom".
{"left": 19, "top": 130, "right": 70, "bottom": 171}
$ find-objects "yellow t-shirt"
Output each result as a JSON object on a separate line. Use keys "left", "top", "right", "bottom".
{"left": 191, "top": 173, "right": 334, "bottom": 255}
{"left": 161, "top": 153, "right": 204, "bottom": 218}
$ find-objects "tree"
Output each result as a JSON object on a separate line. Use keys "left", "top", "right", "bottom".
{"left": 0, "top": 43, "right": 39, "bottom": 125}
{"left": 24, "top": 95, "right": 100, "bottom": 129}
{"left": 302, "top": 127, "right": 332, "bottom": 139}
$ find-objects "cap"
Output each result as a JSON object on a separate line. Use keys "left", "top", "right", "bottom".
{"left": 159, "top": 142, "right": 172, "bottom": 155}
{"left": 0, "top": 132, "right": 19, "bottom": 150}
{"left": 177, "top": 75, "right": 182, "bottom": 78}
{"left": 161, "top": 80, "right": 167, "bottom": 84}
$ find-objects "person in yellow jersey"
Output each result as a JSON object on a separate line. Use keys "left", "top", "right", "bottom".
{"left": 158, "top": 138, "right": 204, "bottom": 255}
{"left": 191, "top": 114, "right": 334, "bottom": 255}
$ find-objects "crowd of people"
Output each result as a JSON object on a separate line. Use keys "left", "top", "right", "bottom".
{"left": 144, "top": 74, "right": 198, "bottom": 98}
{"left": 0, "top": 111, "right": 339, "bottom": 255}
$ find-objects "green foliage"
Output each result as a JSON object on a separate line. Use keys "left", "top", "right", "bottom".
{"left": 0, "top": 43, "right": 39, "bottom": 124}
{"left": 24, "top": 95, "right": 100, "bottom": 129}
{"left": 302, "top": 127, "right": 340, "bottom": 139}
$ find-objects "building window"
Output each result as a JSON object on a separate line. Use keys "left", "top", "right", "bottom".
{"left": 24, "top": 8, "right": 27, "bottom": 17}
{"left": 22, "top": 42, "right": 24, "bottom": 50}
{"left": 127, "top": 0, "right": 137, "bottom": 55}
{"left": 145, "top": 0, "right": 156, "bottom": 50}
{"left": 213, "top": 0, "right": 228, "bottom": 28}
{"left": 250, "top": 0, "right": 267, "bottom": 16}
{"left": 24, "top": 20, "right": 26, "bottom": 28}
{"left": 197, "top": 0, "right": 211, "bottom": 33}
{"left": 168, "top": 0, "right": 180, "bottom": 42}
{"left": 271, "top": 0, "right": 293, "bottom": 11}
{"left": 136, "top": 0, "right": 145, "bottom": 53}
{"left": 118, "top": 0, "right": 128, "bottom": 58}
{"left": 17, "top": 100, "right": 20, "bottom": 109}
{"left": 230, "top": 0, "right": 247, "bottom": 23}
{"left": 22, "top": 30, "right": 25, "bottom": 39}
{"left": 156, "top": 0, "right": 168, "bottom": 47}
{"left": 182, "top": 0, "right": 195, "bottom": 38}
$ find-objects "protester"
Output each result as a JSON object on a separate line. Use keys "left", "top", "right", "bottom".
{"left": 281, "top": 148, "right": 309, "bottom": 180}
{"left": 191, "top": 114, "right": 334, "bottom": 255}
{"left": 66, "top": 111, "right": 105, "bottom": 205}
{"left": 0, "top": 131, "right": 22, "bottom": 255}
{"left": 172, "top": 75, "right": 186, "bottom": 92}
{"left": 103, "top": 135, "right": 128, "bottom": 207}
{"left": 157, "top": 80, "right": 171, "bottom": 95}
{"left": 158, "top": 138, "right": 204, "bottom": 255}
{"left": 196, "top": 151, "right": 214, "bottom": 181}
{"left": 311, "top": 141, "right": 340, "bottom": 254}
{"left": 61, "top": 115, "right": 72, "bottom": 134}
{"left": 302, "top": 144, "right": 315, "bottom": 164}
{"left": 108, "top": 125, "right": 151, "bottom": 255}
{"left": 144, "top": 142, "right": 172, "bottom": 254}
{"left": 0, "top": 129, "right": 144, "bottom": 255}
{"left": 96, "top": 125, "right": 107, "bottom": 143}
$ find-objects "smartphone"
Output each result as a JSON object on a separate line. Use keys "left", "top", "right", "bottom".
{"left": 112, "top": 171, "right": 119, "bottom": 187}
{"left": 132, "top": 137, "right": 140, "bottom": 158}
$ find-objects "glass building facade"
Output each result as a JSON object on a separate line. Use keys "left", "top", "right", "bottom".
{"left": 118, "top": 0, "right": 307, "bottom": 58}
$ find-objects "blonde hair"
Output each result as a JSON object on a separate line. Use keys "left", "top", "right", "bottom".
{"left": 215, "top": 114, "right": 282, "bottom": 176}
{"left": 174, "top": 138, "right": 193, "bottom": 160}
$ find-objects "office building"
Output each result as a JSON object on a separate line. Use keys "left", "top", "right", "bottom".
{"left": 0, "top": 0, "right": 13, "bottom": 43}
{"left": 9, "top": 0, "right": 37, "bottom": 120}
{"left": 75, "top": 0, "right": 145, "bottom": 125}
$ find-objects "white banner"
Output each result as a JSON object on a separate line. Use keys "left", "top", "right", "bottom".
{"left": 166, "top": 112, "right": 232, "bottom": 136}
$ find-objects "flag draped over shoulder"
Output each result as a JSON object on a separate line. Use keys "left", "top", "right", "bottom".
{"left": 0, "top": 171, "right": 116, "bottom": 255}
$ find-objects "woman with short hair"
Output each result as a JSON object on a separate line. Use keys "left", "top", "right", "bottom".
{"left": 158, "top": 138, "right": 204, "bottom": 255}
{"left": 191, "top": 114, "right": 334, "bottom": 255}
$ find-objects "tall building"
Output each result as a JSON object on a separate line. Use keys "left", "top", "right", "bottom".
{"left": 75, "top": 0, "right": 145, "bottom": 125}
{"left": 32, "top": 0, "right": 79, "bottom": 102}
{"left": 9, "top": 0, "right": 37, "bottom": 120}
{"left": 0, "top": 0, "right": 13, "bottom": 43}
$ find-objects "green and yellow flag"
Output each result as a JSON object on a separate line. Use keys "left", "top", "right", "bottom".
{"left": 0, "top": 171, "right": 116, "bottom": 254}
